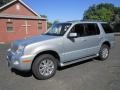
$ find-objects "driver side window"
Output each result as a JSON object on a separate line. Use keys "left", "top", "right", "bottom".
{"left": 70, "top": 24, "right": 85, "bottom": 37}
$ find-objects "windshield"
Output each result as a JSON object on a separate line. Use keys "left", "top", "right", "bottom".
{"left": 45, "top": 23, "right": 71, "bottom": 36}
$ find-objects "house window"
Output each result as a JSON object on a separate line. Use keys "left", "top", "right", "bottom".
{"left": 38, "top": 22, "right": 42, "bottom": 31}
{"left": 6, "top": 22, "right": 13, "bottom": 32}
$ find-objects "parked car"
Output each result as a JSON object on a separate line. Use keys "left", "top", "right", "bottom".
{"left": 7, "top": 20, "right": 115, "bottom": 80}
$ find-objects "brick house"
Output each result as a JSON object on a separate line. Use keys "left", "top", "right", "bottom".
{"left": 0, "top": 0, "right": 47, "bottom": 44}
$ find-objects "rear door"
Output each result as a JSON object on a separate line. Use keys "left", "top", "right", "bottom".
{"left": 82, "top": 23, "right": 101, "bottom": 56}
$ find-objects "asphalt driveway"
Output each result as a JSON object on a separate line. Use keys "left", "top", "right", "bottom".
{"left": 0, "top": 36, "right": 120, "bottom": 90}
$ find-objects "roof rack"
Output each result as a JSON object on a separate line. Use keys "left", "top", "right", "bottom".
{"left": 81, "top": 19, "right": 104, "bottom": 22}
{"left": 67, "top": 19, "right": 105, "bottom": 22}
{"left": 67, "top": 20, "right": 81, "bottom": 22}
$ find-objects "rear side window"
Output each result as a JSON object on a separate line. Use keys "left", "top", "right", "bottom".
{"left": 85, "top": 23, "right": 100, "bottom": 36}
{"left": 101, "top": 23, "right": 113, "bottom": 33}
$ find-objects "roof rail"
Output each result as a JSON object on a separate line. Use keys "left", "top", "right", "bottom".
{"left": 80, "top": 19, "right": 104, "bottom": 22}
{"left": 67, "top": 19, "right": 105, "bottom": 22}
{"left": 67, "top": 20, "right": 81, "bottom": 22}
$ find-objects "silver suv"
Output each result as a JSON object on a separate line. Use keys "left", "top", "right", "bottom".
{"left": 7, "top": 21, "right": 115, "bottom": 80}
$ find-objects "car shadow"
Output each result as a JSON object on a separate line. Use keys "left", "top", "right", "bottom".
{"left": 10, "top": 59, "right": 94, "bottom": 77}
{"left": 11, "top": 68, "right": 32, "bottom": 77}
{"left": 58, "top": 59, "right": 94, "bottom": 71}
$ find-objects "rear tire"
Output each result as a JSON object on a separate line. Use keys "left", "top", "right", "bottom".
{"left": 98, "top": 44, "right": 110, "bottom": 61}
{"left": 32, "top": 54, "right": 57, "bottom": 80}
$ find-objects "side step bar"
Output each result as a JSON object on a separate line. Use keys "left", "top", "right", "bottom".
{"left": 60, "top": 54, "right": 98, "bottom": 67}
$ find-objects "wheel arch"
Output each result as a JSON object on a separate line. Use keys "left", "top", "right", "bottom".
{"left": 31, "top": 50, "right": 60, "bottom": 69}
{"left": 102, "top": 41, "right": 111, "bottom": 48}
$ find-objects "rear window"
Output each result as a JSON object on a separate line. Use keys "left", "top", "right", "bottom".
{"left": 101, "top": 23, "right": 113, "bottom": 33}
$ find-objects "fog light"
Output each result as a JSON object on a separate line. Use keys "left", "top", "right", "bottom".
{"left": 13, "top": 61, "right": 19, "bottom": 65}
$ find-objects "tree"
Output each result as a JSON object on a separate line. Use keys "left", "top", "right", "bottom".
{"left": 0, "top": 0, "right": 12, "bottom": 7}
{"left": 41, "top": 15, "right": 47, "bottom": 18}
{"left": 83, "top": 3, "right": 115, "bottom": 22}
{"left": 53, "top": 20, "right": 59, "bottom": 24}
{"left": 47, "top": 21, "right": 52, "bottom": 29}
{"left": 83, "top": 3, "right": 120, "bottom": 32}
{"left": 113, "top": 7, "right": 120, "bottom": 23}
{"left": 111, "top": 7, "right": 120, "bottom": 32}
{"left": 47, "top": 20, "right": 60, "bottom": 29}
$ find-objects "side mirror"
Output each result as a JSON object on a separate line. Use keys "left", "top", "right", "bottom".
{"left": 68, "top": 33, "right": 77, "bottom": 38}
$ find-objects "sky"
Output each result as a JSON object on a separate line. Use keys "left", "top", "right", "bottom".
{"left": 23, "top": 0, "right": 120, "bottom": 22}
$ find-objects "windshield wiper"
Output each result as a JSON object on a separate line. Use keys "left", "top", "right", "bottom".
{"left": 45, "top": 33, "right": 62, "bottom": 36}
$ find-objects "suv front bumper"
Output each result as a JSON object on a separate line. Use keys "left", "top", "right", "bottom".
{"left": 6, "top": 49, "right": 34, "bottom": 71}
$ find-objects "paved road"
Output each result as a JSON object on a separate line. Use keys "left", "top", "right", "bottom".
{"left": 0, "top": 36, "right": 120, "bottom": 90}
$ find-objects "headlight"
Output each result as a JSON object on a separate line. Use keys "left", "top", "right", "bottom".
{"left": 16, "top": 45, "right": 25, "bottom": 56}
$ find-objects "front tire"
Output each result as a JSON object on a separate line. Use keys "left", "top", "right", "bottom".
{"left": 98, "top": 44, "right": 110, "bottom": 61}
{"left": 32, "top": 54, "right": 57, "bottom": 80}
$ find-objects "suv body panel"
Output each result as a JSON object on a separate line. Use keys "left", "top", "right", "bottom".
{"left": 6, "top": 21, "right": 115, "bottom": 71}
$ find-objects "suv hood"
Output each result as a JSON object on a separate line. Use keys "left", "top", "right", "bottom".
{"left": 13, "top": 35, "right": 60, "bottom": 46}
